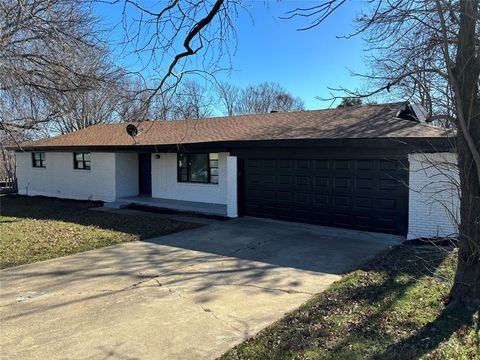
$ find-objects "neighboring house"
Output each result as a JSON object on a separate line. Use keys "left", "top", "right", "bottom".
{"left": 12, "top": 103, "right": 459, "bottom": 239}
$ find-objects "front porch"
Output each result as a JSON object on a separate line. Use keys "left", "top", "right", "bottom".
{"left": 107, "top": 151, "right": 238, "bottom": 217}
{"left": 109, "top": 195, "right": 229, "bottom": 216}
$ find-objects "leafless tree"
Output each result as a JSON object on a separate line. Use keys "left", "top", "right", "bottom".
{"left": 149, "top": 91, "right": 172, "bottom": 121}
{"left": 286, "top": 0, "right": 480, "bottom": 308}
{"left": 110, "top": 0, "right": 243, "bottom": 114}
{"left": 0, "top": 128, "right": 31, "bottom": 190}
{"left": 216, "top": 81, "right": 241, "bottom": 116}
{"left": 147, "top": 79, "right": 304, "bottom": 120}
{"left": 47, "top": 50, "right": 133, "bottom": 134}
{"left": 170, "top": 80, "right": 214, "bottom": 120}
{"left": 235, "top": 82, "right": 305, "bottom": 114}
{"left": 0, "top": 143, "right": 16, "bottom": 191}
{"left": 145, "top": 79, "right": 214, "bottom": 120}
{"left": 0, "top": 0, "right": 106, "bottom": 135}
{"left": 115, "top": 76, "right": 154, "bottom": 122}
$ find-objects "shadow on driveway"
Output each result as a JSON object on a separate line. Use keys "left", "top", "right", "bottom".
{"left": 0, "top": 211, "right": 404, "bottom": 360}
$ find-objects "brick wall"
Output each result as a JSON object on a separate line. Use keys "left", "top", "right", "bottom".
{"left": 16, "top": 152, "right": 117, "bottom": 202}
{"left": 407, "top": 152, "right": 459, "bottom": 239}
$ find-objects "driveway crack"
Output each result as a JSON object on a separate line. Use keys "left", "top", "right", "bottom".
{"left": 196, "top": 303, "right": 243, "bottom": 332}
{"left": 155, "top": 283, "right": 242, "bottom": 332}
{"left": 228, "top": 240, "right": 266, "bottom": 256}
{"left": 113, "top": 262, "right": 202, "bottom": 293}
{"left": 213, "top": 283, "right": 314, "bottom": 295}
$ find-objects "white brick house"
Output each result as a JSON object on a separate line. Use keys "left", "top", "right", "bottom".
{"left": 12, "top": 103, "right": 458, "bottom": 238}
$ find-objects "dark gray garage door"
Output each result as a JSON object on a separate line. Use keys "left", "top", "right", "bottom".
{"left": 242, "top": 158, "right": 408, "bottom": 235}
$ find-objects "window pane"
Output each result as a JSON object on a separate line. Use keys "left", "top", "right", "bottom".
{"left": 35, "top": 160, "right": 41, "bottom": 167}
{"left": 84, "top": 161, "right": 91, "bottom": 170}
{"left": 209, "top": 153, "right": 219, "bottom": 160}
{"left": 77, "top": 162, "right": 84, "bottom": 169}
{"left": 210, "top": 168, "right": 218, "bottom": 176}
{"left": 179, "top": 168, "right": 188, "bottom": 182}
{"left": 75, "top": 153, "right": 83, "bottom": 161}
{"left": 209, "top": 160, "right": 218, "bottom": 168}
{"left": 39, "top": 152, "right": 45, "bottom": 160}
{"left": 189, "top": 154, "right": 208, "bottom": 182}
{"left": 83, "top": 153, "right": 91, "bottom": 161}
{"left": 210, "top": 175, "right": 219, "bottom": 184}
{"left": 33, "top": 152, "right": 39, "bottom": 160}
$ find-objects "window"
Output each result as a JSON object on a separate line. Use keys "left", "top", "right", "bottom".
{"left": 73, "top": 152, "right": 91, "bottom": 170}
{"left": 209, "top": 153, "right": 219, "bottom": 184}
{"left": 177, "top": 153, "right": 219, "bottom": 184}
{"left": 32, "top": 152, "right": 46, "bottom": 168}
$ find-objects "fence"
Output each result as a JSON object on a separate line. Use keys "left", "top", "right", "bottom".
{"left": 0, "top": 145, "right": 16, "bottom": 193}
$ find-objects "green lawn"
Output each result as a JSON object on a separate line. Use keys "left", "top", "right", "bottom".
{"left": 221, "top": 245, "right": 479, "bottom": 360}
{"left": 0, "top": 195, "right": 201, "bottom": 269}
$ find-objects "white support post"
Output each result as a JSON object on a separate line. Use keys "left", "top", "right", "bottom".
{"left": 226, "top": 155, "right": 238, "bottom": 218}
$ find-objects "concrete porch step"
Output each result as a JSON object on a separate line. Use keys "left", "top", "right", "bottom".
{"left": 105, "top": 196, "right": 228, "bottom": 216}
{"left": 103, "top": 200, "right": 131, "bottom": 209}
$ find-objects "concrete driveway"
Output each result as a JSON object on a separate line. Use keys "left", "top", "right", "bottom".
{"left": 0, "top": 216, "right": 402, "bottom": 360}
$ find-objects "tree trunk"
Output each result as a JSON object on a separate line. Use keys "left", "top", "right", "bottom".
{"left": 449, "top": 0, "right": 480, "bottom": 309}
{"left": 451, "top": 139, "right": 480, "bottom": 308}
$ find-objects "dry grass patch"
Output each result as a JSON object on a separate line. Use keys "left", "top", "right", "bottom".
{"left": 0, "top": 195, "right": 201, "bottom": 268}
{"left": 221, "top": 245, "right": 479, "bottom": 360}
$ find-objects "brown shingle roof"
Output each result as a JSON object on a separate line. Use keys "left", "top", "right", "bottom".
{"left": 18, "top": 103, "right": 450, "bottom": 149}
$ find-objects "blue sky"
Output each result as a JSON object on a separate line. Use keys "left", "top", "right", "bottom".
{"left": 95, "top": 1, "right": 369, "bottom": 110}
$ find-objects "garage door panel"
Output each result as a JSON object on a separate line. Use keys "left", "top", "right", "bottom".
{"left": 276, "top": 206, "right": 293, "bottom": 219}
{"left": 242, "top": 158, "right": 408, "bottom": 235}
{"left": 356, "top": 160, "right": 375, "bottom": 171}
{"left": 315, "top": 160, "right": 329, "bottom": 169}
{"left": 355, "top": 214, "right": 374, "bottom": 226}
{"left": 333, "top": 195, "right": 351, "bottom": 208}
{"left": 263, "top": 159, "right": 275, "bottom": 168}
{"left": 355, "top": 196, "right": 374, "bottom": 209}
{"left": 244, "top": 203, "right": 261, "bottom": 214}
{"left": 377, "top": 217, "right": 398, "bottom": 232}
{"left": 245, "top": 188, "right": 261, "bottom": 200}
{"left": 377, "top": 198, "right": 397, "bottom": 211}
{"left": 278, "top": 175, "right": 293, "bottom": 185}
{"left": 380, "top": 159, "right": 401, "bottom": 171}
{"left": 246, "top": 159, "right": 261, "bottom": 168}
{"left": 262, "top": 206, "right": 277, "bottom": 217}
{"left": 278, "top": 159, "right": 292, "bottom": 168}
{"left": 333, "top": 213, "right": 353, "bottom": 226}
{"left": 355, "top": 177, "right": 373, "bottom": 191}
{"left": 378, "top": 178, "right": 398, "bottom": 191}
{"left": 295, "top": 175, "right": 311, "bottom": 186}
{"left": 314, "top": 193, "right": 330, "bottom": 206}
{"left": 294, "top": 208, "right": 312, "bottom": 222}
{"left": 334, "top": 177, "right": 351, "bottom": 190}
{"left": 314, "top": 176, "right": 330, "bottom": 189}
{"left": 262, "top": 190, "right": 276, "bottom": 201}
{"left": 296, "top": 159, "right": 311, "bottom": 169}
{"left": 312, "top": 211, "right": 331, "bottom": 224}
{"left": 263, "top": 174, "right": 275, "bottom": 184}
{"left": 295, "top": 192, "right": 312, "bottom": 204}
{"left": 277, "top": 191, "right": 293, "bottom": 202}
{"left": 246, "top": 173, "right": 262, "bottom": 184}
{"left": 334, "top": 160, "right": 350, "bottom": 170}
